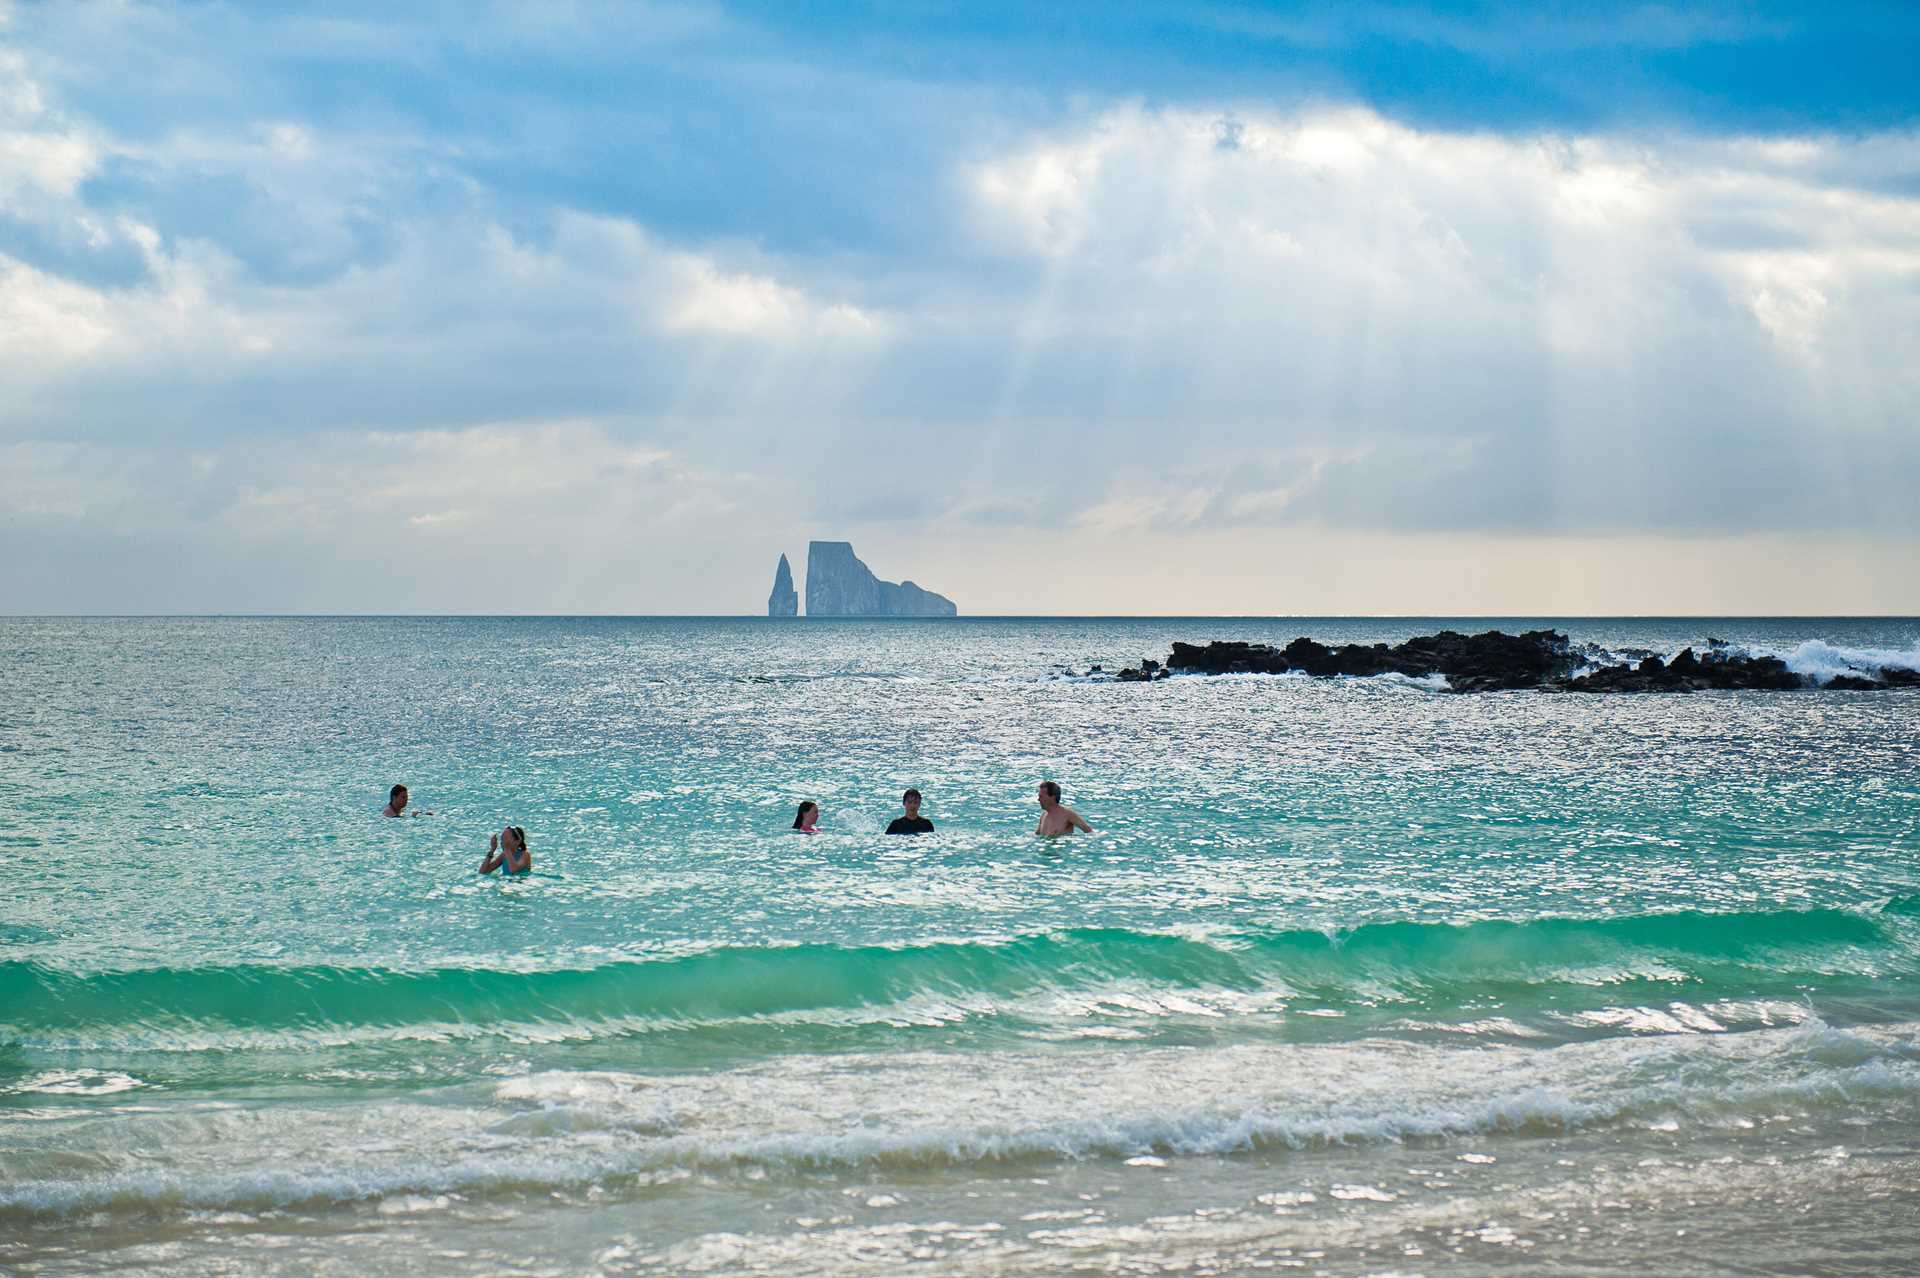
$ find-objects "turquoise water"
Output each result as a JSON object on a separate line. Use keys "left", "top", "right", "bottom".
{"left": 4, "top": 616, "right": 1920, "bottom": 1275}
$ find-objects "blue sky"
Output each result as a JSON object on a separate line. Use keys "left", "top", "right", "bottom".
{"left": 3, "top": 1, "right": 1917, "bottom": 612}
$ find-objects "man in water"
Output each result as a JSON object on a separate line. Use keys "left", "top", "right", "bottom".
{"left": 886, "top": 788, "right": 935, "bottom": 835}
{"left": 1035, "top": 780, "right": 1093, "bottom": 837}
{"left": 382, "top": 784, "right": 431, "bottom": 817}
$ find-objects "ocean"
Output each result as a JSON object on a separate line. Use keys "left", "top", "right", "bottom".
{"left": 4, "top": 616, "right": 1919, "bottom": 1276}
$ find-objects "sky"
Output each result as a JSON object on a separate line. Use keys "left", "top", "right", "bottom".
{"left": 2, "top": 1, "right": 1917, "bottom": 615}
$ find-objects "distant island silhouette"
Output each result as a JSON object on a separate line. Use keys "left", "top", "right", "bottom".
{"left": 766, "top": 541, "right": 957, "bottom": 616}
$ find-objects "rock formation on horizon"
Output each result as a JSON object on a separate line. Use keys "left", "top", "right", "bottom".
{"left": 767, "top": 553, "right": 798, "bottom": 617}
{"left": 803, "top": 541, "right": 957, "bottom": 617}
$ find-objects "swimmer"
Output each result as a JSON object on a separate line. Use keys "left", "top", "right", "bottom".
{"left": 793, "top": 801, "right": 821, "bottom": 833}
{"left": 382, "top": 783, "right": 431, "bottom": 817}
{"left": 1035, "top": 780, "right": 1093, "bottom": 837}
{"left": 886, "top": 788, "right": 934, "bottom": 835}
{"left": 480, "top": 825, "right": 532, "bottom": 876}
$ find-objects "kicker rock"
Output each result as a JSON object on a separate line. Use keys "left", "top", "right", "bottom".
{"left": 804, "top": 541, "right": 957, "bottom": 617}
{"left": 767, "top": 553, "right": 799, "bottom": 617}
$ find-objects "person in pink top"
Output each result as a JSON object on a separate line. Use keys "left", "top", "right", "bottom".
{"left": 792, "top": 801, "right": 820, "bottom": 833}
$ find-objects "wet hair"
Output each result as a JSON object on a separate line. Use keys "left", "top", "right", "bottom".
{"left": 507, "top": 826, "right": 527, "bottom": 849}
{"left": 389, "top": 784, "right": 407, "bottom": 801}
{"left": 1040, "top": 780, "right": 1062, "bottom": 801}
{"left": 792, "top": 802, "right": 818, "bottom": 829}
{"left": 903, "top": 788, "right": 922, "bottom": 803}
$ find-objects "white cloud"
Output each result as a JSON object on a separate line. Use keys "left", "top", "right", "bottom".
{"left": 659, "top": 248, "right": 884, "bottom": 337}
{"left": 0, "top": 49, "right": 97, "bottom": 199}
{"left": 4, "top": 73, "right": 1919, "bottom": 610}
{"left": 0, "top": 420, "right": 784, "bottom": 612}
{"left": 0, "top": 256, "right": 114, "bottom": 355}
{"left": 960, "top": 105, "right": 1920, "bottom": 534}
{"left": 1078, "top": 487, "right": 1218, "bottom": 534}
{"left": 0, "top": 199, "right": 887, "bottom": 411}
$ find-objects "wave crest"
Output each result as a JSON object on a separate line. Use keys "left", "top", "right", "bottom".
{"left": 3, "top": 906, "right": 1904, "bottom": 1045}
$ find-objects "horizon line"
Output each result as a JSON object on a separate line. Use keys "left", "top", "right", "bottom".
{"left": 6, "top": 613, "right": 1920, "bottom": 622}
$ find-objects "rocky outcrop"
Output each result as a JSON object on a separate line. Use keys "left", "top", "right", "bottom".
{"left": 803, "top": 541, "right": 957, "bottom": 617}
{"left": 1107, "top": 631, "right": 1920, "bottom": 693}
{"left": 767, "top": 553, "right": 798, "bottom": 617}
{"left": 1127, "top": 630, "right": 1577, "bottom": 691}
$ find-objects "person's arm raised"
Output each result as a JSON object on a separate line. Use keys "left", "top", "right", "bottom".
{"left": 479, "top": 832, "right": 503, "bottom": 875}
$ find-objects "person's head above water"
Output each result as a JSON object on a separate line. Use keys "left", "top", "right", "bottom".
{"left": 385, "top": 784, "right": 408, "bottom": 816}
{"left": 793, "top": 801, "right": 819, "bottom": 831}
{"left": 1034, "top": 780, "right": 1092, "bottom": 836}
{"left": 482, "top": 825, "right": 531, "bottom": 875}
{"left": 886, "top": 789, "right": 933, "bottom": 835}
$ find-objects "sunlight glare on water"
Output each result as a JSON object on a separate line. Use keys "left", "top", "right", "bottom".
{"left": 3, "top": 616, "right": 1919, "bottom": 1275}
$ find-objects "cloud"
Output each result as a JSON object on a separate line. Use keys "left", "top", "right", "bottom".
{"left": 7, "top": 100, "right": 1916, "bottom": 539}
{"left": 0, "top": 420, "right": 780, "bottom": 612}
{"left": 0, "top": 200, "right": 891, "bottom": 440}
{"left": 957, "top": 105, "right": 1920, "bottom": 536}
{"left": 2, "top": 6, "right": 1917, "bottom": 611}
{"left": 0, "top": 254, "right": 115, "bottom": 355}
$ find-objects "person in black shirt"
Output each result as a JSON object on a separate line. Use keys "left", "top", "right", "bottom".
{"left": 885, "top": 788, "right": 934, "bottom": 835}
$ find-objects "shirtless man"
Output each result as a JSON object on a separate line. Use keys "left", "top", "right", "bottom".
{"left": 1035, "top": 780, "right": 1093, "bottom": 837}
{"left": 382, "top": 784, "right": 431, "bottom": 817}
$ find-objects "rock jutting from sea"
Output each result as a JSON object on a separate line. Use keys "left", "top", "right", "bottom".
{"left": 1102, "top": 630, "right": 1920, "bottom": 693}
{"left": 767, "top": 553, "right": 799, "bottom": 617}
{"left": 806, "top": 541, "right": 956, "bottom": 617}
{"left": 765, "top": 541, "right": 957, "bottom": 616}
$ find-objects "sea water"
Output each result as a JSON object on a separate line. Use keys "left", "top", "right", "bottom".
{"left": 3, "top": 616, "right": 1919, "bottom": 1275}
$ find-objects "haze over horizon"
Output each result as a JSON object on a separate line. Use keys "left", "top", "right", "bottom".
{"left": 3, "top": 2, "right": 1917, "bottom": 615}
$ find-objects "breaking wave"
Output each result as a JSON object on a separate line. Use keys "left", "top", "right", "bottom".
{"left": 1760, "top": 639, "right": 1920, "bottom": 686}
{"left": 4, "top": 906, "right": 1907, "bottom": 1047}
{"left": 4, "top": 1019, "right": 1916, "bottom": 1218}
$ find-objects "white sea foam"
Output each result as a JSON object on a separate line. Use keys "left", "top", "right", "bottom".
{"left": 2, "top": 1070, "right": 145, "bottom": 1096}
{"left": 1346, "top": 671, "right": 1452, "bottom": 691}
{"left": 1586, "top": 637, "right": 1920, "bottom": 686}
{"left": 1761, "top": 639, "right": 1920, "bottom": 685}
{"left": 1165, "top": 670, "right": 1448, "bottom": 688}
{"left": 6, "top": 1023, "right": 1917, "bottom": 1219}
{"left": 1049, "top": 668, "right": 1448, "bottom": 687}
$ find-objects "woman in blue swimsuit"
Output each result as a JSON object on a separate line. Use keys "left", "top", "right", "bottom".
{"left": 480, "top": 825, "right": 531, "bottom": 876}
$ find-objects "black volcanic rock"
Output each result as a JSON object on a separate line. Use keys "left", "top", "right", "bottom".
{"left": 1280, "top": 638, "right": 1341, "bottom": 676}
{"left": 1162, "top": 629, "right": 1582, "bottom": 691}
{"left": 1564, "top": 663, "right": 1686, "bottom": 694}
{"left": 1169, "top": 641, "right": 1289, "bottom": 675}
{"left": 1396, "top": 629, "right": 1578, "bottom": 691}
{"left": 1119, "top": 630, "right": 1913, "bottom": 694}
